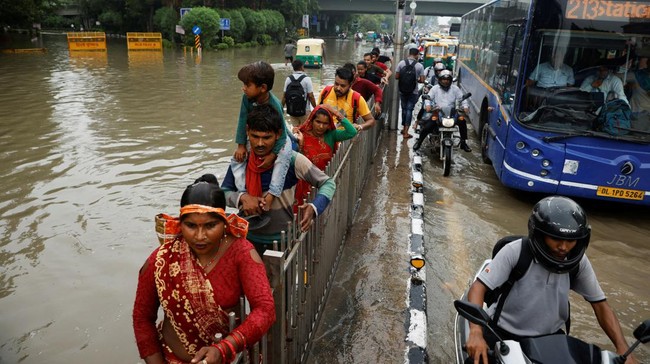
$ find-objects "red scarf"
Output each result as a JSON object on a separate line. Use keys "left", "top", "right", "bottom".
{"left": 294, "top": 106, "right": 336, "bottom": 211}
{"left": 246, "top": 153, "right": 273, "bottom": 197}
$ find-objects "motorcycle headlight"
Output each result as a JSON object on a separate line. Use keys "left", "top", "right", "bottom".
{"left": 442, "top": 117, "right": 454, "bottom": 127}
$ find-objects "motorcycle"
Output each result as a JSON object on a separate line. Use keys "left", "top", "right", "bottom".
{"left": 414, "top": 80, "right": 434, "bottom": 126}
{"left": 453, "top": 261, "right": 650, "bottom": 364}
{"left": 418, "top": 92, "right": 471, "bottom": 176}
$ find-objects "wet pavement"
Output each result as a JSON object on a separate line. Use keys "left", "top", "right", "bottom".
{"left": 309, "top": 130, "right": 414, "bottom": 363}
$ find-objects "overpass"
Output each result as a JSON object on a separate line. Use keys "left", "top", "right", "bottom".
{"left": 319, "top": 0, "right": 486, "bottom": 17}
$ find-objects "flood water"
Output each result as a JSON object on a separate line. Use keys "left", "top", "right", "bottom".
{"left": 0, "top": 34, "right": 369, "bottom": 363}
{"left": 2, "top": 33, "right": 648, "bottom": 364}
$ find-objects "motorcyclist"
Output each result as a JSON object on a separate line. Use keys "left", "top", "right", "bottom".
{"left": 424, "top": 60, "right": 446, "bottom": 85}
{"left": 413, "top": 70, "right": 472, "bottom": 152}
{"left": 464, "top": 196, "right": 637, "bottom": 364}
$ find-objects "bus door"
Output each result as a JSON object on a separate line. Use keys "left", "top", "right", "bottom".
{"left": 486, "top": 22, "right": 525, "bottom": 178}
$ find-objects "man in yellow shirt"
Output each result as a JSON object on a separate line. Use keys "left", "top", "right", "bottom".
{"left": 318, "top": 67, "right": 376, "bottom": 132}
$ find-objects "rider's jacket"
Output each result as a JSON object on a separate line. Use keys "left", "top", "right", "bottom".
{"left": 427, "top": 84, "right": 468, "bottom": 116}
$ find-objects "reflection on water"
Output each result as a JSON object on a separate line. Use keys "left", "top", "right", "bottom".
{"left": 0, "top": 34, "right": 370, "bottom": 362}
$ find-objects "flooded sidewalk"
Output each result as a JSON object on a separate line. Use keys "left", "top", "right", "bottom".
{"left": 308, "top": 130, "right": 414, "bottom": 363}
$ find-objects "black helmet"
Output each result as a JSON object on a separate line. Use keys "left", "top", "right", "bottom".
{"left": 527, "top": 196, "right": 591, "bottom": 274}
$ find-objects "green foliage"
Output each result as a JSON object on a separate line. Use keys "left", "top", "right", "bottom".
{"left": 153, "top": 7, "right": 177, "bottom": 41}
{"left": 260, "top": 9, "right": 285, "bottom": 42}
{"left": 179, "top": 7, "right": 221, "bottom": 50}
{"left": 215, "top": 42, "right": 229, "bottom": 50}
{"left": 239, "top": 8, "right": 266, "bottom": 42}
{"left": 222, "top": 36, "right": 235, "bottom": 47}
{"left": 225, "top": 9, "right": 246, "bottom": 42}
{"left": 279, "top": 0, "right": 308, "bottom": 29}
{"left": 98, "top": 10, "right": 124, "bottom": 32}
{"left": 0, "top": 0, "right": 57, "bottom": 27}
{"left": 358, "top": 14, "right": 380, "bottom": 33}
{"left": 256, "top": 34, "right": 273, "bottom": 45}
{"left": 42, "top": 14, "right": 69, "bottom": 29}
{"left": 162, "top": 38, "right": 174, "bottom": 48}
{"left": 249, "top": 40, "right": 259, "bottom": 47}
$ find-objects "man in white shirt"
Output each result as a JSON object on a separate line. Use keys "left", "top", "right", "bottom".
{"left": 580, "top": 65, "right": 628, "bottom": 105}
{"left": 528, "top": 51, "right": 575, "bottom": 88}
{"left": 282, "top": 60, "right": 316, "bottom": 126}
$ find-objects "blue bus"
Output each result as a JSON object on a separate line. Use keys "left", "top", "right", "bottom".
{"left": 456, "top": 0, "right": 650, "bottom": 205}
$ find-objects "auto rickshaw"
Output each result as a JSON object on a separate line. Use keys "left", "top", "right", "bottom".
{"left": 296, "top": 38, "right": 325, "bottom": 68}
{"left": 440, "top": 38, "right": 459, "bottom": 69}
{"left": 423, "top": 41, "right": 449, "bottom": 68}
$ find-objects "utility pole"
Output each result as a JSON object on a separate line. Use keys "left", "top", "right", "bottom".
{"left": 390, "top": 0, "right": 407, "bottom": 130}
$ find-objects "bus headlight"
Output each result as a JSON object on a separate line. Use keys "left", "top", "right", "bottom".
{"left": 516, "top": 141, "right": 525, "bottom": 150}
{"left": 542, "top": 159, "right": 550, "bottom": 167}
{"left": 540, "top": 170, "right": 549, "bottom": 176}
{"left": 531, "top": 149, "right": 540, "bottom": 157}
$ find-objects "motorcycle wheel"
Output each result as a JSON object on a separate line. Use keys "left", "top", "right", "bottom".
{"left": 443, "top": 145, "right": 452, "bottom": 176}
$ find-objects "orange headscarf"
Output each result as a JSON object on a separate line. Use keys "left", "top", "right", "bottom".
{"left": 155, "top": 204, "right": 248, "bottom": 245}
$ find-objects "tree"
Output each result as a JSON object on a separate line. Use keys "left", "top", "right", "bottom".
{"left": 239, "top": 7, "right": 266, "bottom": 41}
{"left": 358, "top": 14, "right": 380, "bottom": 33}
{"left": 153, "top": 6, "right": 177, "bottom": 40}
{"left": 180, "top": 6, "right": 221, "bottom": 48}
{"left": 224, "top": 9, "right": 246, "bottom": 42}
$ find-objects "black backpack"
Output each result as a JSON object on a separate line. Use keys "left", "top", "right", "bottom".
{"left": 483, "top": 235, "right": 578, "bottom": 334}
{"left": 398, "top": 59, "right": 418, "bottom": 94}
{"left": 285, "top": 74, "right": 308, "bottom": 116}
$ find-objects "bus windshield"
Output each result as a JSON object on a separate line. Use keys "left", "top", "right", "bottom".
{"left": 518, "top": 0, "right": 650, "bottom": 143}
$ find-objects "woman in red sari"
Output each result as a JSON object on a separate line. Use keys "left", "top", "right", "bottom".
{"left": 133, "top": 174, "right": 275, "bottom": 364}
{"left": 292, "top": 104, "right": 358, "bottom": 210}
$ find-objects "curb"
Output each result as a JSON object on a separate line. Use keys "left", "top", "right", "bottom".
{"left": 405, "top": 141, "right": 429, "bottom": 363}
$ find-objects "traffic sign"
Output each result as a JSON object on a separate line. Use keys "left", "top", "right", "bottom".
{"left": 220, "top": 18, "right": 230, "bottom": 30}
{"left": 180, "top": 8, "right": 191, "bottom": 18}
{"left": 192, "top": 25, "right": 201, "bottom": 35}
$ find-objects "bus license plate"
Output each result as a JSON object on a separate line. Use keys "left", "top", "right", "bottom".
{"left": 596, "top": 186, "right": 645, "bottom": 201}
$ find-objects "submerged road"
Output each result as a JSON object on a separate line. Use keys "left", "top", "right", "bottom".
{"left": 310, "top": 111, "right": 650, "bottom": 363}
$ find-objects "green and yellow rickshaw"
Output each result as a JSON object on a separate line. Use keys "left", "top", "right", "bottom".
{"left": 296, "top": 38, "right": 326, "bottom": 68}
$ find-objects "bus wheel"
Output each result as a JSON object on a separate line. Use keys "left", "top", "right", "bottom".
{"left": 479, "top": 121, "right": 492, "bottom": 165}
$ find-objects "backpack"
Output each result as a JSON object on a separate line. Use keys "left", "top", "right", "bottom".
{"left": 398, "top": 59, "right": 418, "bottom": 94}
{"left": 595, "top": 99, "right": 631, "bottom": 136}
{"left": 483, "top": 235, "right": 578, "bottom": 334}
{"left": 285, "top": 74, "right": 308, "bottom": 117}
{"left": 319, "top": 85, "right": 361, "bottom": 122}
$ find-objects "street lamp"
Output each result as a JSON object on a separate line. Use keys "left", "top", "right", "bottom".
{"left": 409, "top": 0, "right": 417, "bottom": 40}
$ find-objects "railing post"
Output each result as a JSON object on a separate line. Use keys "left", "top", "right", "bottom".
{"left": 263, "top": 249, "right": 286, "bottom": 364}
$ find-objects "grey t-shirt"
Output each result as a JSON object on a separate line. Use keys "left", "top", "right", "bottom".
{"left": 477, "top": 239, "right": 605, "bottom": 336}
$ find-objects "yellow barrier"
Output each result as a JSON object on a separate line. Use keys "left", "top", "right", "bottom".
{"left": 126, "top": 32, "right": 162, "bottom": 51}
{"left": 67, "top": 32, "right": 107, "bottom": 51}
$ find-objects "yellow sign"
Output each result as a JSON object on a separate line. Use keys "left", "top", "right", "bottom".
{"left": 67, "top": 32, "right": 107, "bottom": 51}
{"left": 596, "top": 186, "right": 645, "bottom": 200}
{"left": 126, "top": 32, "right": 163, "bottom": 51}
{"left": 566, "top": 0, "right": 650, "bottom": 21}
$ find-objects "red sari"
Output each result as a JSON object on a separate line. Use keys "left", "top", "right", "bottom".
{"left": 134, "top": 209, "right": 275, "bottom": 362}
{"left": 294, "top": 106, "right": 337, "bottom": 210}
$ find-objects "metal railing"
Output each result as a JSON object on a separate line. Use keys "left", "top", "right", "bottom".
{"left": 256, "top": 85, "right": 393, "bottom": 363}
